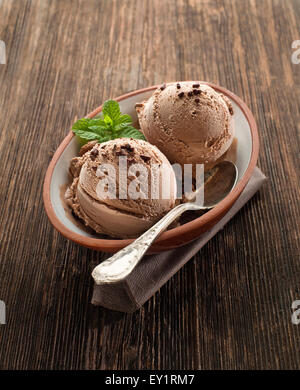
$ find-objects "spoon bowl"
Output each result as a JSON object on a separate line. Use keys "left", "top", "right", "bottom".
{"left": 203, "top": 161, "right": 238, "bottom": 208}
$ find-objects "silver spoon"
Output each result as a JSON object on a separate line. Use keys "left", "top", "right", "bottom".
{"left": 92, "top": 161, "right": 238, "bottom": 285}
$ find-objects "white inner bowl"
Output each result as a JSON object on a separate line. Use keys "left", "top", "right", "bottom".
{"left": 50, "top": 89, "right": 252, "bottom": 238}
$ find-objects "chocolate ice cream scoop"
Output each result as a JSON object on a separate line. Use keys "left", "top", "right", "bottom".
{"left": 65, "top": 138, "right": 177, "bottom": 238}
{"left": 136, "top": 82, "right": 234, "bottom": 169}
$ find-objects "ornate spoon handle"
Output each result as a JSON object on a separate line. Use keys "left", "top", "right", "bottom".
{"left": 92, "top": 202, "right": 196, "bottom": 284}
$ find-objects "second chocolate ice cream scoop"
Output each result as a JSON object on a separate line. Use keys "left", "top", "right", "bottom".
{"left": 136, "top": 81, "right": 234, "bottom": 169}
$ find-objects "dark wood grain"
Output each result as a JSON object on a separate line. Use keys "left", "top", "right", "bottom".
{"left": 0, "top": 0, "right": 299, "bottom": 370}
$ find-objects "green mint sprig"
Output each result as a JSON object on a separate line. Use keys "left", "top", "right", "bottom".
{"left": 72, "top": 100, "right": 145, "bottom": 145}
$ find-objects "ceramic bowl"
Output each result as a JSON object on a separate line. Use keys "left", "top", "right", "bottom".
{"left": 43, "top": 82, "right": 259, "bottom": 253}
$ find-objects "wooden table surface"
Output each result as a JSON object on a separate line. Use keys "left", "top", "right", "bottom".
{"left": 0, "top": 0, "right": 299, "bottom": 370}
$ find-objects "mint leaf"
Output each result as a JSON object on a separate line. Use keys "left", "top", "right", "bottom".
{"left": 114, "top": 122, "right": 133, "bottom": 132}
{"left": 102, "top": 100, "right": 121, "bottom": 122}
{"left": 104, "top": 115, "right": 113, "bottom": 128}
{"left": 72, "top": 118, "right": 106, "bottom": 132}
{"left": 115, "top": 126, "right": 146, "bottom": 140}
{"left": 87, "top": 125, "right": 107, "bottom": 132}
{"left": 71, "top": 100, "right": 146, "bottom": 145}
{"left": 114, "top": 114, "right": 132, "bottom": 125}
{"left": 72, "top": 128, "right": 110, "bottom": 143}
{"left": 72, "top": 118, "right": 91, "bottom": 131}
{"left": 87, "top": 118, "right": 107, "bottom": 128}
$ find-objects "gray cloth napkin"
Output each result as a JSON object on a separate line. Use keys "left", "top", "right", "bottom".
{"left": 92, "top": 167, "right": 266, "bottom": 312}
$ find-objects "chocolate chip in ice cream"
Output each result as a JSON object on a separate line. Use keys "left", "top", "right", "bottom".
{"left": 192, "top": 83, "right": 200, "bottom": 88}
{"left": 135, "top": 104, "right": 144, "bottom": 114}
{"left": 121, "top": 143, "right": 135, "bottom": 153}
{"left": 90, "top": 148, "right": 99, "bottom": 160}
{"left": 79, "top": 140, "right": 98, "bottom": 156}
{"left": 187, "top": 91, "right": 193, "bottom": 97}
{"left": 116, "top": 149, "right": 126, "bottom": 156}
{"left": 160, "top": 83, "right": 166, "bottom": 91}
{"left": 128, "top": 157, "right": 137, "bottom": 164}
{"left": 178, "top": 92, "right": 184, "bottom": 98}
{"left": 140, "top": 155, "right": 151, "bottom": 163}
{"left": 177, "top": 83, "right": 181, "bottom": 89}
